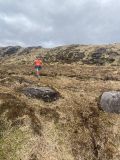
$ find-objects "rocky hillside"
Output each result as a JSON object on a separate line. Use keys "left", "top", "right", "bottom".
{"left": 0, "top": 44, "right": 120, "bottom": 160}
{"left": 1, "top": 43, "right": 120, "bottom": 65}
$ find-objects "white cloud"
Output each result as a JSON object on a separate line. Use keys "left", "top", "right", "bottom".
{"left": 0, "top": 39, "right": 26, "bottom": 47}
{"left": 41, "top": 40, "right": 62, "bottom": 48}
{"left": 98, "top": 0, "right": 112, "bottom": 4}
{"left": 0, "top": 0, "right": 120, "bottom": 47}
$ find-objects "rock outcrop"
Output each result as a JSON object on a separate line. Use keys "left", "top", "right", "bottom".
{"left": 100, "top": 91, "right": 120, "bottom": 113}
{"left": 23, "top": 87, "right": 60, "bottom": 102}
{"left": 0, "top": 44, "right": 120, "bottom": 65}
{"left": 0, "top": 46, "right": 42, "bottom": 58}
{"left": 0, "top": 46, "right": 21, "bottom": 57}
{"left": 44, "top": 44, "right": 120, "bottom": 65}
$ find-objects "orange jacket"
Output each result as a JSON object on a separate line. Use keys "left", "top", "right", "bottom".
{"left": 34, "top": 59, "right": 42, "bottom": 66}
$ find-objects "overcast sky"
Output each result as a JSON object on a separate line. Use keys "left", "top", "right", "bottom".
{"left": 0, "top": 0, "right": 120, "bottom": 47}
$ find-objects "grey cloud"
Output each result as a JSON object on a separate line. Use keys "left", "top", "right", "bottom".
{"left": 0, "top": 0, "right": 120, "bottom": 47}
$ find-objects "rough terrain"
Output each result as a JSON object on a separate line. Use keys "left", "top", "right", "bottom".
{"left": 0, "top": 44, "right": 120, "bottom": 160}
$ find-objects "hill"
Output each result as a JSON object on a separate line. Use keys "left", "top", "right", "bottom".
{"left": 0, "top": 44, "right": 120, "bottom": 160}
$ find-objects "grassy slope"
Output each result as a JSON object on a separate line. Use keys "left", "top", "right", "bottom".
{"left": 0, "top": 44, "right": 120, "bottom": 160}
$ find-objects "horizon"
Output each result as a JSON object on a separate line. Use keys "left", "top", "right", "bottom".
{"left": 0, "top": 42, "right": 120, "bottom": 49}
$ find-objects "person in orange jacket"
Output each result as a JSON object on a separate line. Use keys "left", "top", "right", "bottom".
{"left": 34, "top": 56, "right": 43, "bottom": 77}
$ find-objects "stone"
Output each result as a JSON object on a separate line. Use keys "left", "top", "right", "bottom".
{"left": 23, "top": 87, "right": 60, "bottom": 102}
{"left": 0, "top": 46, "right": 42, "bottom": 58}
{"left": 100, "top": 91, "right": 120, "bottom": 114}
{"left": 0, "top": 46, "right": 21, "bottom": 57}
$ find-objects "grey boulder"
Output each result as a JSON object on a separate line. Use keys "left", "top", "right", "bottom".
{"left": 100, "top": 91, "right": 120, "bottom": 114}
{"left": 23, "top": 87, "right": 60, "bottom": 102}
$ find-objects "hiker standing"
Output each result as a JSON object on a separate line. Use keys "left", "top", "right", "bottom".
{"left": 34, "top": 57, "right": 43, "bottom": 77}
